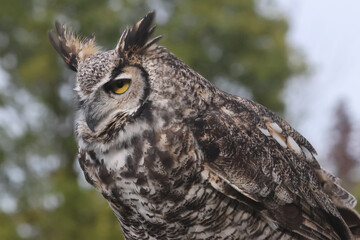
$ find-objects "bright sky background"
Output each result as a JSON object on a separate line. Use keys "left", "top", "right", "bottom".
{"left": 275, "top": 0, "right": 360, "bottom": 168}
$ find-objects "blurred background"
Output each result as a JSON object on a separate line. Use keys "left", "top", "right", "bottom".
{"left": 0, "top": 0, "right": 359, "bottom": 239}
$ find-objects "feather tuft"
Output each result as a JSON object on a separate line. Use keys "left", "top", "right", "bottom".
{"left": 115, "top": 11, "right": 162, "bottom": 59}
{"left": 48, "top": 21, "right": 100, "bottom": 71}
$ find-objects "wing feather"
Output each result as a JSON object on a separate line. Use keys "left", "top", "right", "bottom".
{"left": 193, "top": 94, "right": 359, "bottom": 239}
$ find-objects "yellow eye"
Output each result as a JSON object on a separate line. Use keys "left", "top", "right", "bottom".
{"left": 108, "top": 79, "right": 131, "bottom": 95}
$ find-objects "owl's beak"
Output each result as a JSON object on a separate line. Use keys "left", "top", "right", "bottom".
{"left": 85, "top": 114, "right": 97, "bottom": 132}
{"left": 85, "top": 109, "right": 97, "bottom": 132}
{"left": 83, "top": 90, "right": 114, "bottom": 132}
{"left": 84, "top": 102, "right": 103, "bottom": 132}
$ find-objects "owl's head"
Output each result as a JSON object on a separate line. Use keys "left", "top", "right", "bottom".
{"left": 49, "top": 13, "right": 160, "bottom": 144}
{"left": 49, "top": 12, "right": 214, "bottom": 149}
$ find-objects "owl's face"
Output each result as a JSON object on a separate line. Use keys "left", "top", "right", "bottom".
{"left": 75, "top": 50, "right": 149, "bottom": 133}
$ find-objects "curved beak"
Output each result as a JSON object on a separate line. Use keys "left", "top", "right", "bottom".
{"left": 84, "top": 99, "right": 110, "bottom": 132}
{"left": 85, "top": 103, "right": 100, "bottom": 132}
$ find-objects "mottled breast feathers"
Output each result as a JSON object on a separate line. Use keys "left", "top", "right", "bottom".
{"left": 49, "top": 11, "right": 360, "bottom": 240}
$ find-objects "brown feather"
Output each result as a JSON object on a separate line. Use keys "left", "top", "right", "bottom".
{"left": 48, "top": 21, "right": 99, "bottom": 71}
{"left": 115, "top": 11, "right": 162, "bottom": 59}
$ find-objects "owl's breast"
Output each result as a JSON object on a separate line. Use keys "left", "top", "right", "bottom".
{"left": 78, "top": 121, "right": 211, "bottom": 237}
{"left": 77, "top": 117, "right": 297, "bottom": 239}
{"left": 79, "top": 120, "right": 202, "bottom": 202}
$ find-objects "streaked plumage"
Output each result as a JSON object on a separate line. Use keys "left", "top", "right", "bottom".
{"left": 49, "top": 12, "right": 360, "bottom": 239}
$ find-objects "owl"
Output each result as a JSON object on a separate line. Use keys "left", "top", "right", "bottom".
{"left": 49, "top": 12, "right": 360, "bottom": 239}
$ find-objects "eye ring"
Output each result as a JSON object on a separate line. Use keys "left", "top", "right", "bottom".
{"left": 105, "top": 78, "right": 131, "bottom": 95}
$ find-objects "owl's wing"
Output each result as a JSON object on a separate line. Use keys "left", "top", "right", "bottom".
{"left": 192, "top": 95, "right": 360, "bottom": 240}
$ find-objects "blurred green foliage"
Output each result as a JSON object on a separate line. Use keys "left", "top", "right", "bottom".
{"left": 0, "top": 0, "right": 305, "bottom": 239}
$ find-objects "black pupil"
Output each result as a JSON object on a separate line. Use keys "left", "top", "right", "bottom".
{"left": 115, "top": 80, "right": 124, "bottom": 88}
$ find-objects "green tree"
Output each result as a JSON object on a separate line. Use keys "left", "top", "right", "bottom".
{"left": 0, "top": 0, "right": 304, "bottom": 239}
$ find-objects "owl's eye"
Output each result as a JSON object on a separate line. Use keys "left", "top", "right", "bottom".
{"left": 106, "top": 79, "right": 131, "bottom": 95}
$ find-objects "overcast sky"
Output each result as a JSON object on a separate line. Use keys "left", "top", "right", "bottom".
{"left": 274, "top": 0, "right": 360, "bottom": 168}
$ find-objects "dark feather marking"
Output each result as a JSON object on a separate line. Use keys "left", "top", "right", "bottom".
{"left": 158, "top": 150, "right": 174, "bottom": 170}
{"left": 109, "top": 191, "right": 136, "bottom": 219}
{"left": 173, "top": 178, "right": 185, "bottom": 189}
{"left": 143, "top": 155, "right": 154, "bottom": 169}
{"left": 48, "top": 22, "right": 77, "bottom": 71}
{"left": 98, "top": 159, "right": 114, "bottom": 184}
{"left": 78, "top": 150, "right": 95, "bottom": 185}
{"left": 144, "top": 221, "right": 167, "bottom": 237}
{"left": 120, "top": 156, "right": 137, "bottom": 178}
{"left": 130, "top": 136, "right": 143, "bottom": 172}
{"left": 78, "top": 150, "right": 86, "bottom": 170}
{"left": 139, "top": 187, "right": 149, "bottom": 196}
{"left": 133, "top": 65, "right": 152, "bottom": 120}
{"left": 164, "top": 207, "right": 184, "bottom": 222}
{"left": 109, "top": 64, "right": 125, "bottom": 82}
{"left": 160, "top": 112, "right": 171, "bottom": 127}
{"left": 193, "top": 118, "right": 205, "bottom": 130}
{"left": 143, "top": 129, "right": 156, "bottom": 146}
{"left": 202, "top": 142, "right": 220, "bottom": 162}
{"left": 162, "top": 190, "right": 185, "bottom": 203}
{"left": 338, "top": 207, "right": 360, "bottom": 235}
{"left": 326, "top": 213, "right": 353, "bottom": 240}
{"left": 148, "top": 169, "right": 168, "bottom": 183}
{"left": 124, "top": 12, "right": 154, "bottom": 52}
{"left": 88, "top": 150, "right": 98, "bottom": 163}
{"left": 135, "top": 173, "right": 147, "bottom": 186}
{"left": 276, "top": 204, "right": 304, "bottom": 230}
{"left": 117, "top": 11, "right": 162, "bottom": 58}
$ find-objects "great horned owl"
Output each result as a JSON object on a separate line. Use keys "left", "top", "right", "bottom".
{"left": 49, "top": 12, "right": 360, "bottom": 239}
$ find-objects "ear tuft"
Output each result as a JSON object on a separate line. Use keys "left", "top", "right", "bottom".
{"left": 116, "top": 11, "right": 162, "bottom": 59}
{"left": 48, "top": 22, "right": 100, "bottom": 72}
